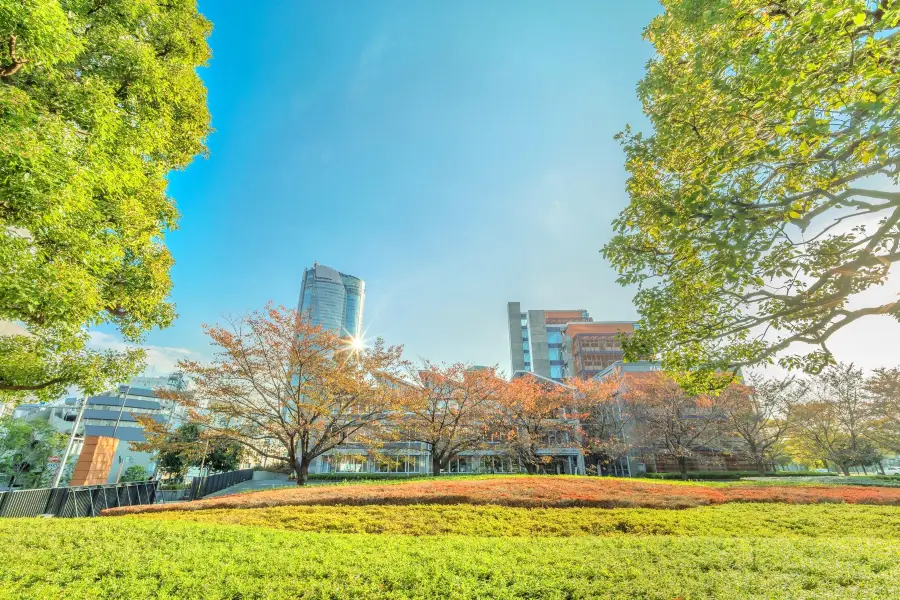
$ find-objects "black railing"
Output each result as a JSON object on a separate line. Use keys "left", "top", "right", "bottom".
{"left": 0, "top": 480, "right": 158, "bottom": 518}
{"left": 189, "top": 469, "right": 254, "bottom": 500}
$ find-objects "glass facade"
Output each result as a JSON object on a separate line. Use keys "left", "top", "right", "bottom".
{"left": 298, "top": 263, "right": 365, "bottom": 338}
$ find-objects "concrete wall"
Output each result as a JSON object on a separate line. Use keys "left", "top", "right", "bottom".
{"left": 506, "top": 302, "right": 526, "bottom": 375}
{"left": 526, "top": 310, "right": 550, "bottom": 378}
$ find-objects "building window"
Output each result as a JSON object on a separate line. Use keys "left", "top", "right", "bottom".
{"left": 550, "top": 366, "right": 563, "bottom": 379}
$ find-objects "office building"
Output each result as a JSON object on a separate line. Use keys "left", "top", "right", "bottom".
{"left": 24, "top": 384, "right": 185, "bottom": 483}
{"left": 298, "top": 263, "right": 365, "bottom": 339}
{"left": 507, "top": 303, "right": 590, "bottom": 381}
{"left": 508, "top": 303, "right": 635, "bottom": 382}
{"left": 563, "top": 321, "right": 635, "bottom": 380}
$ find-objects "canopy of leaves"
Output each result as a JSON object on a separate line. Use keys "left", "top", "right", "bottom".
{"left": 394, "top": 363, "right": 503, "bottom": 475}
{"left": 623, "top": 372, "right": 728, "bottom": 474}
{"left": 120, "top": 464, "right": 149, "bottom": 482}
{"left": 604, "top": 0, "right": 900, "bottom": 392}
{"left": 0, "top": 416, "right": 66, "bottom": 488}
{"left": 132, "top": 421, "right": 243, "bottom": 476}
{"left": 0, "top": 0, "right": 211, "bottom": 401}
{"left": 169, "top": 304, "right": 405, "bottom": 484}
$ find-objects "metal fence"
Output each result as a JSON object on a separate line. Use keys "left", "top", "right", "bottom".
{"left": 189, "top": 468, "right": 254, "bottom": 500}
{"left": 0, "top": 480, "right": 158, "bottom": 518}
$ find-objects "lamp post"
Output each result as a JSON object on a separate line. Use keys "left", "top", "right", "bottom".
{"left": 111, "top": 385, "right": 131, "bottom": 438}
{"left": 52, "top": 397, "right": 87, "bottom": 488}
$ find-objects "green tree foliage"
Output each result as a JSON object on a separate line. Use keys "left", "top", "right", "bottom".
{"left": 133, "top": 422, "right": 243, "bottom": 477}
{"left": 0, "top": 1, "right": 211, "bottom": 401}
{"left": 0, "top": 417, "right": 66, "bottom": 488}
{"left": 120, "top": 464, "right": 149, "bottom": 482}
{"left": 603, "top": 0, "right": 900, "bottom": 391}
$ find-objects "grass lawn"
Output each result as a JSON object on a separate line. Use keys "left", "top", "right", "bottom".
{"left": 2, "top": 477, "right": 900, "bottom": 599}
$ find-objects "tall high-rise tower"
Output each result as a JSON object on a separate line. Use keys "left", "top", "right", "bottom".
{"left": 298, "top": 263, "right": 365, "bottom": 339}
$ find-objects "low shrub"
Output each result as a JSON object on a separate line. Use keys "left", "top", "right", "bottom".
{"left": 102, "top": 475, "right": 900, "bottom": 516}
{"left": 638, "top": 471, "right": 837, "bottom": 480}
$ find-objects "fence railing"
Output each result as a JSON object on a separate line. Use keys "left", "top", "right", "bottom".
{"left": 0, "top": 480, "right": 158, "bottom": 518}
{"left": 189, "top": 469, "right": 254, "bottom": 500}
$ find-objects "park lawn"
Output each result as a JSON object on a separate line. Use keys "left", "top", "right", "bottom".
{"left": 6, "top": 478, "right": 900, "bottom": 598}
{"left": 1, "top": 505, "right": 900, "bottom": 599}
{"left": 124, "top": 502, "right": 900, "bottom": 537}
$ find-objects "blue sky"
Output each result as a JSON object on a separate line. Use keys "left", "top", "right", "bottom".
{"left": 92, "top": 0, "right": 661, "bottom": 375}
{"left": 88, "top": 0, "right": 900, "bottom": 378}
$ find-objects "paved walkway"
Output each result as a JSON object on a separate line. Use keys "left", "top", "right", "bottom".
{"left": 206, "top": 477, "right": 337, "bottom": 497}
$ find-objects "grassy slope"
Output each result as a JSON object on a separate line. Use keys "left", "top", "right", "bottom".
{"left": 103, "top": 475, "right": 900, "bottom": 516}
{"left": 127, "top": 502, "right": 900, "bottom": 537}
{"left": 1, "top": 504, "right": 900, "bottom": 599}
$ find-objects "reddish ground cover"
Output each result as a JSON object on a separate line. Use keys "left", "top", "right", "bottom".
{"left": 103, "top": 476, "right": 900, "bottom": 516}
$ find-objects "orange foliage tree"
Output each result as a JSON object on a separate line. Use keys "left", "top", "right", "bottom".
{"left": 624, "top": 372, "right": 726, "bottom": 478}
{"left": 168, "top": 304, "right": 404, "bottom": 485}
{"left": 567, "top": 373, "right": 626, "bottom": 473}
{"left": 494, "top": 375, "right": 582, "bottom": 474}
{"left": 394, "top": 363, "right": 503, "bottom": 476}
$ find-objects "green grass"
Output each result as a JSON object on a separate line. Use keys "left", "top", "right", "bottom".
{"left": 1, "top": 514, "right": 899, "bottom": 599}
{"left": 125, "top": 502, "right": 900, "bottom": 538}
{"left": 4, "top": 477, "right": 900, "bottom": 599}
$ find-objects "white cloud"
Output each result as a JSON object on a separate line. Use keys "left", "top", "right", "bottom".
{"left": 87, "top": 331, "right": 198, "bottom": 376}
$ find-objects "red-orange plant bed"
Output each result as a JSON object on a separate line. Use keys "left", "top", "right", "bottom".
{"left": 102, "top": 477, "right": 900, "bottom": 516}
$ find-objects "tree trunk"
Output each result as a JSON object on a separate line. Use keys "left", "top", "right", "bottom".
{"left": 878, "top": 462, "right": 886, "bottom": 475}
{"left": 677, "top": 456, "right": 688, "bottom": 479}
{"left": 431, "top": 449, "right": 441, "bottom": 476}
{"left": 756, "top": 459, "right": 767, "bottom": 476}
{"left": 839, "top": 464, "right": 850, "bottom": 476}
{"left": 295, "top": 457, "right": 310, "bottom": 486}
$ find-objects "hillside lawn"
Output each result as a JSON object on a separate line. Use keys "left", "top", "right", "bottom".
{"left": 1, "top": 477, "right": 900, "bottom": 599}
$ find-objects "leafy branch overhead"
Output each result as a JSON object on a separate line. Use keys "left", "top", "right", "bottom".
{"left": 604, "top": 0, "right": 900, "bottom": 391}
{"left": 0, "top": 1, "right": 211, "bottom": 399}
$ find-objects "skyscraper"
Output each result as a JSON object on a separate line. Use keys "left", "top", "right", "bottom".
{"left": 298, "top": 263, "right": 365, "bottom": 339}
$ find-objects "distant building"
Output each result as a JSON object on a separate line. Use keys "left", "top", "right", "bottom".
{"left": 507, "top": 303, "right": 590, "bottom": 381}
{"left": 24, "top": 384, "right": 186, "bottom": 483}
{"left": 126, "top": 372, "right": 187, "bottom": 393}
{"left": 507, "top": 302, "right": 635, "bottom": 381}
{"left": 563, "top": 321, "right": 635, "bottom": 380}
{"left": 298, "top": 263, "right": 365, "bottom": 339}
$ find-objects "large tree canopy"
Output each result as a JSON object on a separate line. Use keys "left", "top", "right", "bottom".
{"left": 604, "top": 0, "right": 900, "bottom": 391}
{"left": 0, "top": 1, "right": 211, "bottom": 400}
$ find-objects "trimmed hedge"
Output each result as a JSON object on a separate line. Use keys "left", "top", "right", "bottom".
{"left": 638, "top": 471, "right": 838, "bottom": 481}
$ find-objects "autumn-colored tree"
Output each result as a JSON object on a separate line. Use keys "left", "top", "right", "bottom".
{"left": 792, "top": 363, "right": 878, "bottom": 475}
{"left": 394, "top": 363, "right": 502, "bottom": 476}
{"left": 624, "top": 372, "right": 726, "bottom": 478}
{"left": 603, "top": 1, "right": 900, "bottom": 391}
{"left": 167, "top": 304, "right": 404, "bottom": 485}
{"left": 866, "top": 367, "right": 900, "bottom": 452}
{"left": 719, "top": 375, "right": 801, "bottom": 475}
{"left": 567, "top": 374, "right": 627, "bottom": 474}
{"left": 494, "top": 375, "right": 580, "bottom": 474}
